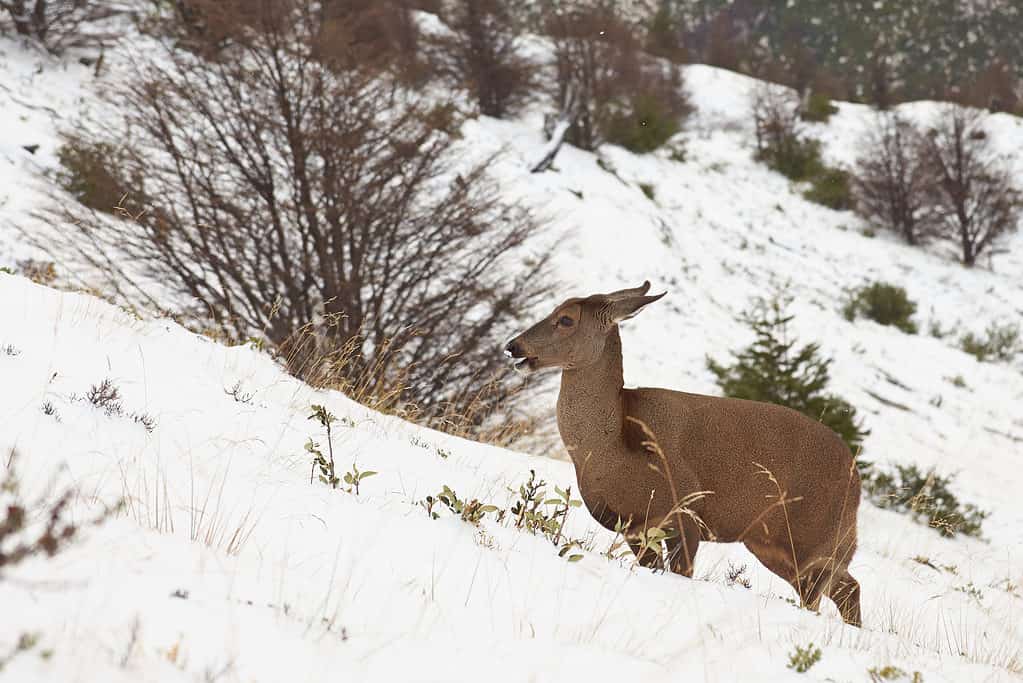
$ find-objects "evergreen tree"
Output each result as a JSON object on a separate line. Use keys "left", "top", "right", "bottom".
{"left": 707, "top": 296, "right": 869, "bottom": 457}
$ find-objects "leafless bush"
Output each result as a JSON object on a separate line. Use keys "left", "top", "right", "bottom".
{"left": 0, "top": 451, "right": 120, "bottom": 576}
{"left": 46, "top": 1, "right": 551, "bottom": 434}
{"left": 543, "top": 2, "right": 641, "bottom": 151}
{"left": 854, "top": 113, "right": 937, "bottom": 246}
{"left": 429, "top": 0, "right": 534, "bottom": 118}
{"left": 146, "top": 0, "right": 424, "bottom": 79}
{"left": 922, "top": 105, "right": 1021, "bottom": 267}
{"left": 751, "top": 84, "right": 822, "bottom": 180}
{"left": 542, "top": 2, "right": 689, "bottom": 153}
{"left": 0, "top": 0, "right": 124, "bottom": 54}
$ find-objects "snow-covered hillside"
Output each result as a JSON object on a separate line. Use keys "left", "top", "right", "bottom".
{"left": 2, "top": 272, "right": 1022, "bottom": 682}
{"left": 2, "top": 15, "right": 1023, "bottom": 683}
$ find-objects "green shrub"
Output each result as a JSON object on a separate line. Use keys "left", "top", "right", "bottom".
{"left": 707, "top": 295, "right": 869, "bottom": 456}
{"left": 801, "top": 92, "right": 839, "bottom": 123}
{"left": 862, "top": 464, "right": 987, "bottom": 538}
{"left": 757, "top": 134, "right": 824, "bottom": 181}
{"left": 787, "top": 643, "right": 821, "bottom": 673}
{"left": 804, "top": 166, "right": 853, "bottom": 209}
{"left": 959, "top": 322, "right": 1021, "bottom": 362}
{"left": 605, "top": 92, "right": 681, "bottom": 154}
{"left": 843, "top": 282, "right": 918, "bottom": 334}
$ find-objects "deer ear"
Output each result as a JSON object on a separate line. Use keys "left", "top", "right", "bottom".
{"left": 608, "top": 292, "right": 665, "bottom": 324}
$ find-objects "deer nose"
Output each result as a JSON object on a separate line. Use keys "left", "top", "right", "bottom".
{"left": 505, "top": 340, "right": 524, "bottom": 358}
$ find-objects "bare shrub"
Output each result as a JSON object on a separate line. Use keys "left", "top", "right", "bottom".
{"left": 0, "top": 451, "right": 120, "bottom": 575}
{"left": 46, "top": 1, "right": 550, "bottom": 435}
{"left": 429, "top": 0, "right": 534, "bottom": 118}
{"left": 854, "top": 114, "right": 937, "bottom": 246}
{"left": 147, "top": 0, "right": 424, "bottom": 79}
{"left": 544, "top": 1, "right": 687, "bottom": 153}
{"left": 922, "top": 105, "right": 1021, "bottom": 267}
{"left": 0, "top": 0, "right": 124, "bottom": 53}
{"left": 751, "top": 84, "right": 821, "bottom": 181}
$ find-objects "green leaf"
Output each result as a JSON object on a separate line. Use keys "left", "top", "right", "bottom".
{"left": 361, "top": 471, "right": 378, "bottom": 479}
{"left": 567, "top": 554, "right": 583, "bottom": 562}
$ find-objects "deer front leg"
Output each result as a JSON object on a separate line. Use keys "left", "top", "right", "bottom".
{"left": 627, "top": 537, "right": 665, "bottom": 571}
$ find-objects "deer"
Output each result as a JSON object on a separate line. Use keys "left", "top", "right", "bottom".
{"left": 504, "top": 282, "right": 862, "bottom": 627}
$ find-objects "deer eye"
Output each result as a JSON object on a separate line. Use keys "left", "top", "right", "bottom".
{"left": 557, "top": 315, "right": 574, "bottom": 328}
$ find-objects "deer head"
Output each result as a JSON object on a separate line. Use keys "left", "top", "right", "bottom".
{"left": 504, "top": 281, "right": 665, "bottom": 372}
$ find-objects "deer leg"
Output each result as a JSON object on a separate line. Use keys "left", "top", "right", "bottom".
{"left": 627, "top": 538, "right": 665, "bottom": 571}
{"left": 664, "top": 520, "right": 700, "bottom": 578}
{"left": 795, "top": 566, "right": 828, "bottom": 613}
{"left": 828, "top": 568, "right": 862, "bottom": 627}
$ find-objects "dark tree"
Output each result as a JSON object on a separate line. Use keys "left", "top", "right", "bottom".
{"left": 430, "top": 0, "right": 534, "bottom": 118}
{"left": 854, "top": 113, "right": 936, "bottom": 246}
{"left": 923, "top": 105, "right": 1021, "bottom": 267}
{"left": 46, "top": 0, "right": 551, "bottom": 432}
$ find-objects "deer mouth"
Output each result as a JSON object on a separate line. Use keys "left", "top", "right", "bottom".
{"left": 513, "top": 357, "right": 538, "bottom": 373}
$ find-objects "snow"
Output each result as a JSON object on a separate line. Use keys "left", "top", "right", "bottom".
{"left": 1, "top": 18, "right": 1023, "bottom": 683}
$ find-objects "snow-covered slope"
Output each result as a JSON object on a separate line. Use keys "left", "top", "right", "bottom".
{"left": 1, "top": 272, "right": 1022, "bottom": 682}
{"left": 2, "top": 22, "right": 1023, "bottom": 682}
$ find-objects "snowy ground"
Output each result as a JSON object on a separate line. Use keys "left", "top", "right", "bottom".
{"left": 1, "top": 16, "right": 1023, "bottom": 683}
{"left": 1, "top": 273, "right": 1022, "bottom": 682}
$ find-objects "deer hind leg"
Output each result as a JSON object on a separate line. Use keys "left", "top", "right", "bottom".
{"left": 745, "top": 542, "right": 816, "bottom": 610}
{"left": 664, "top": 518, "right": 701, "bottom": 578}
{"left": 827, "top": 568, "right": 862, "bottom": 627}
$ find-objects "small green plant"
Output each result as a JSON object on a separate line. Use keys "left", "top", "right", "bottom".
{"left": 862, "top": 464, "right": 987, "bottom": 537}
{"left": 911, "top": 555, "right": 938, "bottom": 570}
{"left": 787, "top": 643, "right": 821, "bottom": 673}
{"left": 424, "top": 485, "right": 498, "bottom": 525}
{"left": 804, "top": 166, "right": 853, "bottom": 210}
{"left": 708, "top": 294, "right": 869, "bottom": 456}
{"left": 843, "top": 282, "right": 918, "bottom": 334}
{"left": 0, "top": 632, "right": 41, "bottom": 672}
{"left": 342, "top": 463, "right": 377, "bottom": 496}
{"left": 0, "top": 266, "right": 14, "bottom": 275}
{"left": 954, "top": 582, "right": 984, "bottom": 602}
{"left": 638, "top": 182, "right": 655, "bottom": 201}
{"left": 801, "top": 92, "right": 839, "bottom": 123}
{"left": 948, "top": 375, "right": 967, "bottom": 388}
{"left": 307, "top": 404, "right": 338, "bottom": 488}
{"left": 631, "top": 525, "right": 676, "bottom": 568}
{"left": 868, "top": 665, "right": 923, "bottom": 683}
{"left": 509, "top": 470, "right": 585, "bottom": 556}
{"left": 959, "top": 322, "right": 1021, "bottom": 363}
{"left": 868, "top": 665, "right": 904, "bottom": 681}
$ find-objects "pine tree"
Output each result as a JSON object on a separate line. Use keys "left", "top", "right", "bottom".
{"left": 707, "top": 296, "right": 868, "bottom": 457}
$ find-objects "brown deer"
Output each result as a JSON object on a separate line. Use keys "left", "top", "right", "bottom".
{"left": 505, "top": 282, "right": 862, "bottom": 626}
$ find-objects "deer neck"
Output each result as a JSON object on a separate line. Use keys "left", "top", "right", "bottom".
{"left": 556, "top": 326, "right": 626, "bottom": 470}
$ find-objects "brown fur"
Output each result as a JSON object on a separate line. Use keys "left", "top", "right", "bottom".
{"left": 505, "top": 282, "right": 862, "bottom": 626}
